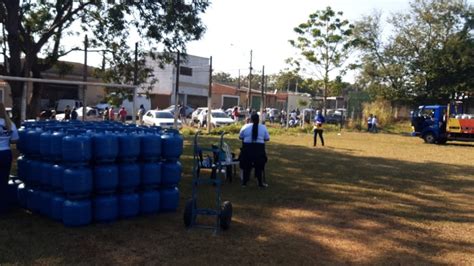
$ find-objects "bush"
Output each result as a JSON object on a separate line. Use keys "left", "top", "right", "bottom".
{"left": 362, "top": 99, "right": 394, "bottom": 126}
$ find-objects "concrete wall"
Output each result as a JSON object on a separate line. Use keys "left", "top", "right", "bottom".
{"left": 145, "top": 54, "right": 210, "bottom": 107}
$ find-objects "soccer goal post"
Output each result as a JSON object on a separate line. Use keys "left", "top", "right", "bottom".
{"left": 0, "top": 75, "right": 137, "bottom": 124}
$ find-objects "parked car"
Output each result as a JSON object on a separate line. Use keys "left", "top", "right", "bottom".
{"left": 142, "top": 110, "right": 182, "bottom": 129}
{"left": 198, "top": 109, "right": 234, "bottom": 128}
{"left": 55, "top": 99, "right": 82, "bottom": 113}
{"left": 191, "top": 107, "right": 208, "bottom": 125}
{"left": 325, "top": 113, "right": 344, "bottom": 125}
{"left": 55, "top": 107, "right": 101, "bottom": 121}
{"left": 163, "top": 104, "right": 194, "bottom": 118}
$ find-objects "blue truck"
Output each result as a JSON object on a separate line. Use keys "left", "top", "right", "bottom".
{"left": 411, "top": 100, "right": 474, "bottom": 144}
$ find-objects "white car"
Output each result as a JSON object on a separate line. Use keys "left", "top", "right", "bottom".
{"left": 199, "top": 109, "right": 234, "bottom": 127}
{"left": 143, "top": 110, "right": 182, "bottom": 129}
{"left": 55, "top": 107, "right": 101, "bottom": 121}
{"left": 191, "top": 107, "right": 208, "bottom": 126}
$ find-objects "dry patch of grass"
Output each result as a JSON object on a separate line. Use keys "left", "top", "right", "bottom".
{"left": 1, "top": 131, "right": 473, "bottom": 265}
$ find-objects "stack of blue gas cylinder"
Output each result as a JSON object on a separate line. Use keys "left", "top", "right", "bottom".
{"left": 11, "top": 120, "right": 183, "bottom": 226}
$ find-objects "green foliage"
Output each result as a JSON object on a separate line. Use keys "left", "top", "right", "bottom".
{"left": 209, "top": 123, "right": 243, "bottom": 135}
{"left": 362, "top": 99, "right": 394, "bottom": 126}
{"left": 0, "top": 0, "right": 209, "bottom": 122}
{"left": 297, "top": 99, "right": 308, "bottom": 107}
{"left": 213, "top": 72, "right": 236, "bottom": 85}
{"left": 290, "top": 6, "right": 357, "bottom": 112}
{"left": 354, "top": 0, "right": 474, "bottom": 105}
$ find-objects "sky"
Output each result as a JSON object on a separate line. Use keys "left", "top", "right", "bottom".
{"left": 185, "top": 0, "right": 413, "bottom": 80}
{"left": 62, "top": 0, "right": 416, "bottom": 82}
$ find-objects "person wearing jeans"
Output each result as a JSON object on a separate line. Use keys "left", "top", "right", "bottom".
{"left": 313, "top": 110, "right": 325, "bottom": 146}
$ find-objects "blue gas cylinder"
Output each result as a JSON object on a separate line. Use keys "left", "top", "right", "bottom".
{"left": 141, "top": 162, "right": 162, "bottom": 187}
{"left": 118, "top": 163, "right": 140, "bottom": 191}
{"left": 49, "top": 130, "right": 65, "bottom": 161}
{"left": 26, "top": 128, "right": 43, "bottom": 157}
{"left": 62, "top": 199, "right": 92, "bottom": 226}
{"left": 39, "top": 130, "right": 52, "bottom": 158}
{"left": 92, "top": 133, "right": 118, "bottom": 162}
{"left": 118, "top": 193, "right": 140, "bottom": 218}
{"left": 63, "top": 167, "right": 93, "bottom": 196}
{"left": 161, "top": 130, "right": 183, "bottom": 161}
{"left": 93, "top": 195, "right": 118, "bottom": 222}
{"left": 28, "top": 188, "right": 42, "bottom": 213}
{"left": 161, "top": 161, "right": 182, "bottom": 186}
{"left": 140, "top": 133, "right": 161, "bottom": 161}
{"left": 140, "top": 190, "right": 160, "bottom": 214}
{"left": 17, "top": 126, "right": 28, "bottom": 154}
{"left": 29, "top": 160, "right": 42, "bottom": 185}
{"left": 50, "top": 193, "right": 65, "bottom": 221}
{"left": 118, "top": 133, "right": 140, "bottom": 161}
{"left": 39, "top": 162, "right": 53, "bottom": 187}
{"left": 62, "top": 133, "right": 92, "bottom": 163}
{"left": 39, "top": 190, "right": 52, "bottom": 217}
{"left": 16, "top": 156, "right": 28, "bottom": 182}
{"left": 50, "top": 164, "right": 64, "bottom": 191}
{"left": 94, "top": 164, "right": 118, "bottom": 193}
{"left": 17, "top": 183, "right": 27, "bottom": 208}
{"left": 160, "top": 187, "right": 179, "bottom": 212}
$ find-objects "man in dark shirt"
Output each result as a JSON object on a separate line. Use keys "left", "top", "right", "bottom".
{"left": 64, "top": 105, "right": 71, "bottom": 120}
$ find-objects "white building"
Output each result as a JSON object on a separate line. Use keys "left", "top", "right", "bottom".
{"left": 144, "top": 54, "right": 210, "bottom": 109}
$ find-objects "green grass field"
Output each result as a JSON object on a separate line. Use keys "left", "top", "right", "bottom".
{"left": 1, "top": 131, "right": 473, "bottom": 265}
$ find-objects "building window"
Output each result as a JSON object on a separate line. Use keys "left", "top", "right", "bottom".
{"left": 179, "top": 66, "right": 193, "bottom": 76}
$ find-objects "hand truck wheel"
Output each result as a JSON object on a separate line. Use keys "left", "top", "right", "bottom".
{"left": 219, "top": 201, "right": 233, "bottom": 230}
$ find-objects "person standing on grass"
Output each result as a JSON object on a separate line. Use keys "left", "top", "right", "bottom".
{"left": 232, "top": 107, "right": 239, "bottom": 122}
{"left": 367, "top": 114, "right": 373, "bottom": 132}
{"left": 313, "top": 110, "right": 325, "bottom": 146}
{"left": 371, "top": 115, "right": 378, "bottom": 133}
{"left": 261, "top": 109, "right": 267, "bottom": 125}
{"left": 179, "top": 104, "right": 187, "bottom": 125}
{"left": 119, "top": 107, "right": 127, "bottom": 123}
{"left": 239, "top": 113, "right": 270, "bottom": 188}
{"left": 64, "top": 105, "right": 71, "bottom": 120}
{"left": 109, "top": 106, "right": 115, "bottom": 121}
{"left": 103, "top": 107, "right": 110, "bottom": 121}
{"left": 71, "top": 107, "right": 78, "bottom": 120}
{"left": 138, "top": 104, "right": 145, "bottom": 125}
{"left": 0, "top": 103, "right": 19, "bottom": 185}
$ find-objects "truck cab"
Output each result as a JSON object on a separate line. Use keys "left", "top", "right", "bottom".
{"left": 411, "top": 96, "right": 474, "bottom": 144}
{"left": 411, "top": 105, "right": 447, "bottom": 144}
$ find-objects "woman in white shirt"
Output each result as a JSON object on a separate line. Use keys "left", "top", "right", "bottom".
{"left": 0, "top": 103, "right": 19, "bottom": 185}
{"left": 239, "top": 113, "right": 270, "bottom": 188}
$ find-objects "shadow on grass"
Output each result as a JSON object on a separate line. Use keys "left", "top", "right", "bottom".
{"left": 0, "top": 135, "right": 473, "bottom": 264}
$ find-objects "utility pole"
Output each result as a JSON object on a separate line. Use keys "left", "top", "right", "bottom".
{"left": 173, "top": 51, "right": 180, "bottom": 129}
{"left": 237, "top": 69, "right": 241, "bottom": 90}
{"left": 260, "top": 65, "right": 265, "bottom": 120}
{"left": 82, "top": 35, "right": 88, "bottom": 121}
{"left": 207, "top": 56, "right": 213, "bottom": 133}
{"left": 132, "top": 42, "right": 138, "bottom": 125}
{"left": 247, "top": 50, "right": 252, "bottom": 111}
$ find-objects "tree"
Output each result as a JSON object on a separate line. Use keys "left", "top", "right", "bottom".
{"left": 289, "top": 6, "right": 357, "bottom": 114}
{"left": 212, "top": 71, "right": 236, "bottom": 85}
{"left": 355, "top": 0, "right": 474, "bottom": 105}
{"left": 0, "top": 1, "right": 209, "bottom": 123}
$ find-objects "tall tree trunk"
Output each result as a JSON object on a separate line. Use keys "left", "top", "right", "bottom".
{"left": 28, "top": 68, "right": 43, "bottom": 119}
{"left": 5, "top": 0, "right": 23, "bottom": 125}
